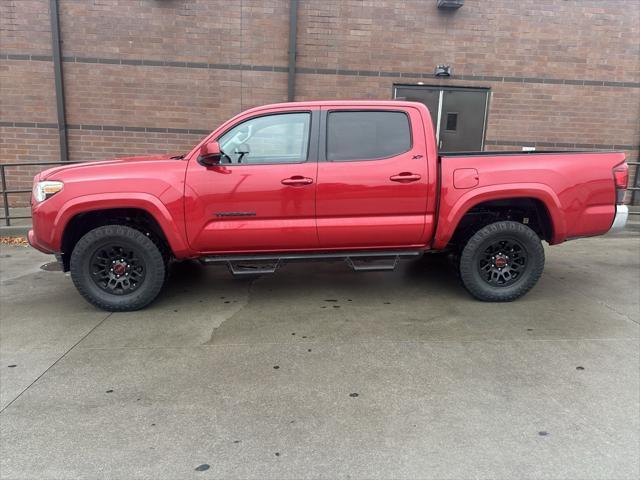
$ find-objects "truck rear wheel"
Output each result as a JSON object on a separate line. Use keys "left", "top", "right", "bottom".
{"left": 70, "top": 225, "right": 166, "bottom": 311}
{"left": 459, "top": 221, "right": 544, "bottom": 302}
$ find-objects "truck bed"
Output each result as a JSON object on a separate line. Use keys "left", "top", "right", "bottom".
{"left": 434, "top": 150, "right": 626, "bottom": 248}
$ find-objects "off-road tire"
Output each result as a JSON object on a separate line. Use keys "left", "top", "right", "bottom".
{"left": 70, "top": 225, "right": 166, "bottom": 311}
{"left": 459, "top": 221, "right": 544, "bottom": 302}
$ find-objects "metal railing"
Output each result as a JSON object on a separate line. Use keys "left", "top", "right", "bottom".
{"left": 1, "top": 159, "right": 639, "bottom": 227}
{"left": 629, "top": 161, "right": 640, "bottom": 215}
{"left": 0, "top": 161, "right": 79, "bottom": 226}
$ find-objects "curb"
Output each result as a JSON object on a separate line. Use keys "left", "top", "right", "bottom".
{"left": 0, "top": 225, "right": 31, "bottom": 237}
{"left": 625, "top": 219, "right": 640, "bottom": 232}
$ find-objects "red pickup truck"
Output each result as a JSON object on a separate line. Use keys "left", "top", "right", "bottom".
{"left": 29, "top": 101, "right": 629, "bottom": 311}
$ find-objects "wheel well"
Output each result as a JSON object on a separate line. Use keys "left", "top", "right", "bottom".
{"left": 449, "top": 198, "right": 553, "bottom": 249}
{"left": 60, "top": 208, "right": 171, "bottom": 271}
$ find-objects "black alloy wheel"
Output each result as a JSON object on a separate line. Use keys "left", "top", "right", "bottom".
{"left": 70, "top": 225, "right": 166, "bottom": 311}
{"left": 459, "top": 221, "right": 545, "bottom": 302}
{"left": 90, "top": 243, "right": 146, "bottom": 295}
{"left": 477, "top": 238, "right": 528, "bottom": 287}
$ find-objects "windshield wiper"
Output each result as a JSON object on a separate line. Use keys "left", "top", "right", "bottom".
{"left": 170, "top": 154, "right": 185, "bottom": 160}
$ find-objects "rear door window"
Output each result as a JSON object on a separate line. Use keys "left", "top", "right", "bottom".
{"left": 326, "top": 111, "right": 411, "bottom": 161}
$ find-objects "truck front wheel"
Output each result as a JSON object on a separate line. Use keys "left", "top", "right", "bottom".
{"left": 70, "top": 225, "right": 166, "bottom": 311}
{"left": 459, "top": 221, "right": 544, "bottom": 302}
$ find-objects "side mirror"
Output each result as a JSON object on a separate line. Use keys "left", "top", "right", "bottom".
{"left": 198, "top": 141, "right": 222, "bottom": 166}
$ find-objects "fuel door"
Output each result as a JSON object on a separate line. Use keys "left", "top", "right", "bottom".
{"left": 453, "top": 168, "right": 479, "bottom": 189}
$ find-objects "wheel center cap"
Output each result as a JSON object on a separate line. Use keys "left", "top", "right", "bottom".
{"left": 494, "top": 256, "right": 508, "bottom": 268}
{"left": 113, "top": 262, "right": 126, "bottom": 275}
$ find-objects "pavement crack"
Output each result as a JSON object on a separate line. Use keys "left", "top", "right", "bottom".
{"left": 0, "top": 312, "right": 113, "bottom": 415}
{"left": 599, "top": 301, "right": 639, "bottom": 325}
{"left": 545, "top": 272, "right": 639, "bottom": 325}
{"left": 204, "top": 277, "right": 257, "bottom": 345}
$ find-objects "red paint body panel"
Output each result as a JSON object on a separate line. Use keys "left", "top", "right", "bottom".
{"left": 315, "top": 104, "right": 433, "bottom": 248}
{"left": 29, "top": 100, "right": 625, "bottom": 261}
{"left": 183, "top": 105, "right": 320, "bottom": 252}
{"left": 184, "top": 162, "right": 319, "bottom": 252}
{"left": 434, "top": 151, "right": 625, "bottom": 249}
{"left": 31, "top": 154, "right": 192, "bottom": 256}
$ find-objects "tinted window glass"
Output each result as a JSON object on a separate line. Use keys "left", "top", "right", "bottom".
{"left": 218, "top": 112, "right": 310, "bottom": 164}
{"left": 326, "top": 111, "right": 411, "bottom": 161}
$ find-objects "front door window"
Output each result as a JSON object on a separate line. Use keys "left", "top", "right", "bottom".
{"left": 218, "top": 113, "right": 310, "bottom": 164}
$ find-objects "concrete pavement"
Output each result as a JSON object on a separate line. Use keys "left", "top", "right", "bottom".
{"left": 1, "top": 233, "right": 638, "bottom": 479}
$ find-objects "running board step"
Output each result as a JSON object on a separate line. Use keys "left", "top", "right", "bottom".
{"left": 345, "top": 256, "right": 400, "bottom": 272}
{"left": 226, "top": 260, "right": 280, "bottom": 275}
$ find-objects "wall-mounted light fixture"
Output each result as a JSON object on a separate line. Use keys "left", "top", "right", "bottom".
{"left": 435, "top": 65, "right": 452, "bottom": 77}
{"left": 437, "top": 0, "right": 464, "bottom": 9}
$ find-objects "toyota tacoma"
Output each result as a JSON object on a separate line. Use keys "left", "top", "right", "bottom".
{"left": 28, "top": 101, "right": 629, "bottom": 310}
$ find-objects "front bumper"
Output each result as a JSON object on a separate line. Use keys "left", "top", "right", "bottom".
{"left": 607, "top": 205, "right": 628, "bottom": 234}
{"left": 28, "top": 229, "right": 54, "bottom": 254}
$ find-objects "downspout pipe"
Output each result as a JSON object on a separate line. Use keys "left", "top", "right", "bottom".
{"left": 49, "top": 0, "right": 69, "bottom": 162}
{"left": 287, "top": 0, "right": 299, "bottom": 102}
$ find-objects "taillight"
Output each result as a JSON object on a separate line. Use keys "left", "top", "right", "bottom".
{"left": 613, "top": 163, "right": 628, "bottom": 204}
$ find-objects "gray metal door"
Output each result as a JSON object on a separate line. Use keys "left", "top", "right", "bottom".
{"left": 393, "top": 86, "right": 440, "bottom": 132}
{"left": 439, "top": 89, "right": 488, "bottom": 152}
{"left": 393, "top": 85, "right": 489, "bottom": 152}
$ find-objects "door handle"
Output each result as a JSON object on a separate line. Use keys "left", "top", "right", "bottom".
{"left": 390, "top": 172, "right": 422, "bottom": 183}
{"left": 281, "top": 176, "right": 314, "bottom": 186}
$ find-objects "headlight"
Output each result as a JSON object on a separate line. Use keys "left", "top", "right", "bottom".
{"left": 33, "top": 181, "right": 64, "bottom": 202}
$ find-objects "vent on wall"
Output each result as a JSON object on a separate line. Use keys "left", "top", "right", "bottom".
{"left": 437, "top": 0, "right": 464, "bottom": 9}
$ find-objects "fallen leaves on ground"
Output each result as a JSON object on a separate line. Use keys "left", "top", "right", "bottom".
{"left": 0, "top": 236, "right": 28, "bottom": 247}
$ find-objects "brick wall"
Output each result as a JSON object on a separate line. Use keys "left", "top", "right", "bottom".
{"left": 1, "top": 0, "right": 639, "bottom": 210}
